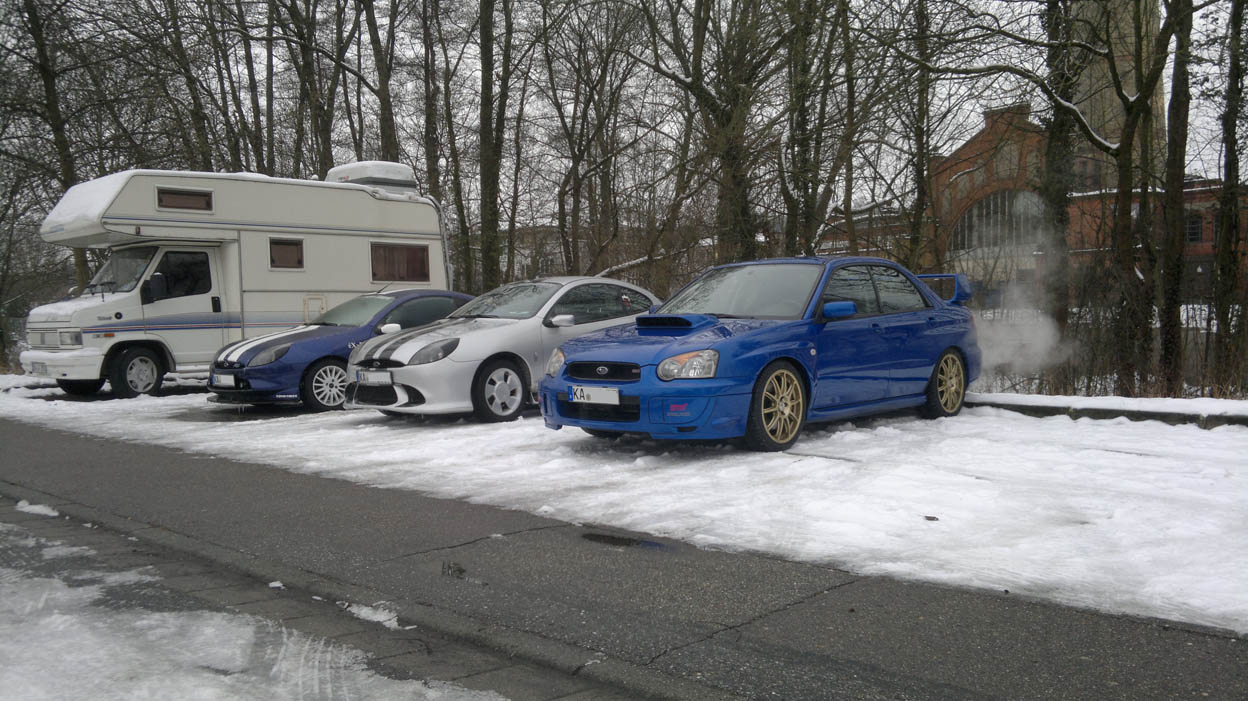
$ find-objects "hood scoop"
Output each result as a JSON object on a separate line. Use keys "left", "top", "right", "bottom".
{"left": 635, "top": 314, "right": 718, "bottom": 334}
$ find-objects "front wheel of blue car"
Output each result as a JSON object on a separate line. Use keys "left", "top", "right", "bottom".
{"left": 743, "top": 361, "right": 807, "bottom": 452}
{"left": 922, "top": 349, "right": 966, "bottom": 419}
{"left": 302, "top": 358, "right": 348, "bottom": 411}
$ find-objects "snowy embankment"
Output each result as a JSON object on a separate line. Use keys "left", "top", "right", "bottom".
{"left": 1, "top": 375, "right": 1246, "bottom": 635}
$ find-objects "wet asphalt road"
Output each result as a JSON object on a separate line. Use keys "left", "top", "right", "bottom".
{"left": 1, "top": 410, "right": 1245, "bottom": 700}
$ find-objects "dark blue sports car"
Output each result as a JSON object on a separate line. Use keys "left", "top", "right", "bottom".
{"left": 539, "top": 257, "right": 981, "bottom": 451}
{"left": 209, "top": 289, "right": 472, "bottom": 410}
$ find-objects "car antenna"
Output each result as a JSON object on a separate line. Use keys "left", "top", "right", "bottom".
{"left": 375, "top": 281, "right": 395, "bottom": 294}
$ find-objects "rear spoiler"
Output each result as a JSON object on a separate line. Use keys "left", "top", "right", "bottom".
{"left": 917, "top": 273, "right": 973, "bottom": 306}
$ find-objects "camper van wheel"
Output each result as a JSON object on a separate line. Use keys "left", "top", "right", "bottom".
{"left": 56, "top": 379, "right": 104, "bottom": 396}
{"left": 302, "top": 358, "right": 349, "bottom": 411}
{"left": 109, "top": 347, "right": 164, "bottom": 398}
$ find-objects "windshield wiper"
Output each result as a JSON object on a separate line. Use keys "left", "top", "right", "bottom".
{"left": 309, "top": 321, "right": 339, "bottom": 326}
{"left": 454, "top": 313, "right": 499, "bottom": 319}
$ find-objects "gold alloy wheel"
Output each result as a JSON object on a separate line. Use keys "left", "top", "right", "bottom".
{"left": 761, "top": 368, "right": 804, "bottom": 444}
{"left": 936, "top": 353, "right": 965, "bottom": 413}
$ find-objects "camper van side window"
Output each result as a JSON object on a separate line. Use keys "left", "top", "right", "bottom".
{"left": 270, "top": 239, "right": 304, "bottom": 269}
{"left": 371, "top": 243, "right": 429, "bottom": 282}
{"left": 157, "top": 188, "right": 213, "bottom": 211}
{"left": 153, "top": 251, "right": 212, "bottom": 298}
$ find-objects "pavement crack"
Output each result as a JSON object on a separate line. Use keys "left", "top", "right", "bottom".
{"left": 382, "top": 524, "right": 569, "bottom": 562}
{"left": 644, "top": 578, "right": 862, "bottom": 667}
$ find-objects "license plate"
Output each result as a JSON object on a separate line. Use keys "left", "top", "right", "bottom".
{"left": 568, "top": 385, "right": 619, "bottom": 405}
{"left": 31, "top": 362, "right": 48, "bottom": 376}
{"left": 213, "top": 373, "right": 235, "bottom": 388}
{"left": 358, "top": 370, "right": 392, "bottom": 385}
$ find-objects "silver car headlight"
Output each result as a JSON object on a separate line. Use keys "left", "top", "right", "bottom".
{"left": 348, "top": 343, "right": 368, "bottom": 366}
{"left": 408, "top": 338, "right": 459, "bottom": 365}
{"left": 59, "top": 331, "right": 83, "bottom": 347}
{"left": 250, "top": 343, "right": 292, "bottom": 367}
{"left": 657, "top": 350, "right": 718, "bottom": 380}
{"left": 545, "top": 348, "right": 565, "bottom": 377}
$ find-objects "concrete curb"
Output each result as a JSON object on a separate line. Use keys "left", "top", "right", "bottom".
{"left": 965, "top": 400, "right": 1248, "bottom": 429}
{"left": 0, "top": 479, "right": 740, "bottom": 701}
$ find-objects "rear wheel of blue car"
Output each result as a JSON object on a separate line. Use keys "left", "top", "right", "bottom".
{"left": 922, "top": 349, "right": 966, "bottom": 419}
{"left": 473, "top": 359, "right": 526, "bottom": 422}
{"left": 743, "top": 361, "right": 807, "bottom": 452}
{"left": 302, "top": 358, "right": 348, "bottom": 411}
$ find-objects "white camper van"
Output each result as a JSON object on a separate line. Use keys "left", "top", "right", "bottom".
{"left": 20, "top": 161, "right": 450, "bottom": 398}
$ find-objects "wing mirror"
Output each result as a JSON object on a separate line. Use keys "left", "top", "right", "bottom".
{"left": 378, "top": 323, "right": 401, "bottom": 335}
{"left": 822, "top": 300, "right": 857, "bottom": 319}
{"left": 140, "top": 273, "right": 168, "bottom": 304}
{"left": 547, "top": 314, "right": 575, "bottom": 328}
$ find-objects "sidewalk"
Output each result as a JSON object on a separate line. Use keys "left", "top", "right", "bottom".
{"left": 966, "top": 391, "right": 1248, "bottom": 428}
{"left": 2, "top": 418, "right": 1245, "bottom": 700}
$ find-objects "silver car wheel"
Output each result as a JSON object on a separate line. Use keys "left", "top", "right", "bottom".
{"left": 126, "top": 356, "right": 159, "bottom": 394}
{"left": 483, "top": 366, "right": 523, "bottom": 415}
{"left": 311, "top": 363, "right": 348, "bottom": 407}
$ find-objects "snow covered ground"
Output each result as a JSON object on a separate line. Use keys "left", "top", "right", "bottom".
{"left": 1, "top": 375, "right": 1246, "bottom": 636}
{"left": 0, "top": 512, "right": 499, "bottom": 700}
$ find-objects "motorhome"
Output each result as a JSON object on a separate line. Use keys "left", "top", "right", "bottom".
{"left": 20, "top": 161, "right": 450, "bottom": 397}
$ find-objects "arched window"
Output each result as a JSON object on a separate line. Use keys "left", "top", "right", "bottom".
{"left": 950, "top": 190, "right": 1048, "bottom": 252}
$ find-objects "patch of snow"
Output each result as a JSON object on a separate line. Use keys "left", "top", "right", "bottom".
{"left": 16, "top": 500, "right": 59, "bottom": 517}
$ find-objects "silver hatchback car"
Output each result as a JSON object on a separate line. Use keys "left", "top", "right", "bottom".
{"left": 343, "top": 277, "right": 660, "bottom": 421}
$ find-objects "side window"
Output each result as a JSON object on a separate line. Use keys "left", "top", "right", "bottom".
{"left": 550, "top": 284, "right": 635, "bottom": 325}
{"left": 870, "top": 266, "right": 929, "bottom": 314}
{"left": 822, "top": 266, "right": 879, "bottom": 315}
{"left": 371, "top": 243, "right": 430, "bottom": 282}
{"left": 381, "top": 297, "right": 459, "bottom": 329}
{"left": 270, "top": 238, "right": 304, "bottom": 269}
{"left": 153, "top": 251, "right": 211, "bottom": 298}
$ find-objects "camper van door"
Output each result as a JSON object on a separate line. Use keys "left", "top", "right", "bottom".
{"left": 140, "top": 247, "right": 226, "bottom": 366}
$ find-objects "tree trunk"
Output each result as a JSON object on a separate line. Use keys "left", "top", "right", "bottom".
{"left": 1158, "top": 0, "right": 1193, "bottom": 395}
{"left": 1212, "top": 0, "right": 1245, "bottom": 395}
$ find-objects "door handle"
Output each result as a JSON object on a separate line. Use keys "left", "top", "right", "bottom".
{"left": 211, "top": 296, "right": 222, "bottom": 313}
{"left": 871, "top": 323, "right": 884, "bottom": 334}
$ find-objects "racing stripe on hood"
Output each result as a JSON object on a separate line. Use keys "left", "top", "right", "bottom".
{"left": 363, "top": 319, "right": 449, "bottom": 362}
{"left": 223, "top": 326, "right": 311, "bottom": 363}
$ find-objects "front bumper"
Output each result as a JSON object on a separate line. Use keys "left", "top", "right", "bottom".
{"left": 538, "top": 373, "right": 753, "bottom": 440}
{"left": 207, "top": 365, "right": 301, "bottom": 404}
{"left": 342, "top": 358, "right": 478, "bottom": 414}
{"left": 20, "top": 348, "right": 105, "bottom": 381}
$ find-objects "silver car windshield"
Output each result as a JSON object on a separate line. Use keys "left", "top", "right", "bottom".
{"left": 659, "top": 263, "right": 823, "bottom": 319}
{"left": 311, "top": 295, "right": 393, "bottom": 327}
{"left": 450, "top": 281, "right": 561, "bottom": 320}
{"left": 85, "top": 246, "right": 157, "bottom": 294}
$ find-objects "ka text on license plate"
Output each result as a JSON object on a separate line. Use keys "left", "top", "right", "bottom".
{"left": 568, "top": 385, "right": 619, "bottom": 405}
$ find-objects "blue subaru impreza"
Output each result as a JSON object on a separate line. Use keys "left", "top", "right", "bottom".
{"left": 539, "top": 257, "right": 981, "bottom": 451}
{"left": 209, "top": 289, "right": 472, "bottom": 410}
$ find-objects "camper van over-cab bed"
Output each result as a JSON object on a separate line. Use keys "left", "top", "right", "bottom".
{"left": 21, "top": 161, "right": 452, "bottom": 397}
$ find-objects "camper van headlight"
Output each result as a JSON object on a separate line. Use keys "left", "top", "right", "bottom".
{"left": 58, "top": 331, "right": 83, "bottom": 347}
{"left": 250, "top": 343, "right": 292, "bottom": 367}
{"left": 408, "top": 338, "right": 459, "bottom": 365}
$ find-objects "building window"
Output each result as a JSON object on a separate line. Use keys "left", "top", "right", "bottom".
{"left": 950, "top": 190, "right": 1047, "bottom": 252}
{"left": 371, "top": 243, "right": 430, "bottom": 282}
{"left": 1185, "top": 214, "right": 1203, "bottom": 243}
{"left": 270, "top": 238, "right": 304, "bottom": 269}
{"left": 156, "top": 188, "right": 213, "bottom": 211}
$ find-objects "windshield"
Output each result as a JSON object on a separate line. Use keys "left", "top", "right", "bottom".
{"left": 86, "top": 246, "right": 157, "bottom": 293}
{"left": 659, "top": 263, "right": 823, "bottom": 319}
{"left": 312, "top": 295, "right": 394, "bottom": 327}
{"left": 450, "top": 281, "right": 561, "bottom": 320}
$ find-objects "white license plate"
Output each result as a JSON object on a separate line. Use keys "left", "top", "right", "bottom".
{"left": 213, "top": 373, "right": 236, "bottom": 388}
{"left": 31, "top": 362, "right": 48, "bottom": 376}
{"left": 358, "top": 370, "right": 392, "bottom": 385}
{"left": 568, "top": 385, "right": 619, "bottom": 405}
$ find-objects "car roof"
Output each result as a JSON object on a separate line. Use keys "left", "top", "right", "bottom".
{"left": 372, "top": 288, "right": 470, "bottom": 300}
{"left": 716, "top": 255, "right": 902, "bottom": 269}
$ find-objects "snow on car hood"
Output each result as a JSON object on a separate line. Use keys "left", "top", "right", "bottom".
{"left": 27, "top": 294, "right": 126, "bottom": 324}
{"left": 351, "top": 316, "right": 517, "bottom": 365}
{"left": 558, "top": 315, "right": 788, "bottom": 366}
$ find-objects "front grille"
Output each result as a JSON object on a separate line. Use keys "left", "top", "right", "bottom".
{"left": 214, "top": 360, "right": 245, "bottom": 370}
{"left": 567, "top": 362, "right": 641, "bottom": 382}
{"left": 350, "top": 383, "right": 399, "bottom": 406}
{"left": 357, "top": 358, "right": 405, "bottom": 369}
{"left": 27, "top": 331, "right": 57, "bottom": 348}
{"left": 557, "top": 393, "right": 641, "bottom": 422}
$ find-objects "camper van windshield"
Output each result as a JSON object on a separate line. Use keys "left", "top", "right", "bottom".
{"left": 85, "top": 246, "right": 157, "bottom": 294}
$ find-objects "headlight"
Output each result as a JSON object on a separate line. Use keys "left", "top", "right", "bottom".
{"left": 545, "top": 348, "right": 565, "bottom": 376}
{"left": 657, "top": 350, "right": 718, "bottom": 380}
{"left": 59, "top": 331, "right": 83, "bottom": 347}
{"left": 408, "top": 338, "right": 459, "bottom": 365}
{"left": 348, "top": 343, "right": 366, "bottom": 366}
{"left": 250, "top": 343, "right": 291, "bottom": 366}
